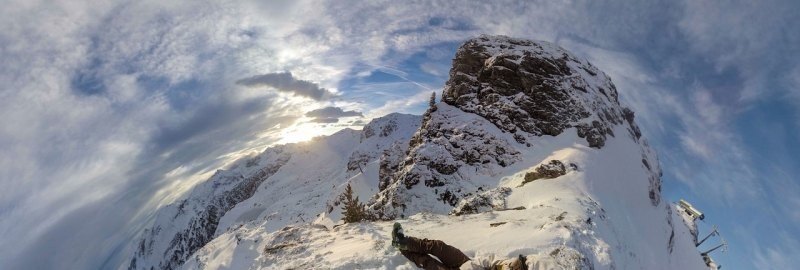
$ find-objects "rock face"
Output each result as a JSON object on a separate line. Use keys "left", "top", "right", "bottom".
{"left": 520, "top": 160, "right": 569, "bottom": 187}
{"left": 443, "top": 35, "right": 633, "bottom": 148}
{"left": 370, "top": 35, "right": 661, "bottom": 219}
{"left": 369, "top": 103, "right": 524, "bottom": 218}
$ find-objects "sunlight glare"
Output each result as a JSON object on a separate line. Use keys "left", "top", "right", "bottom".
{"left": 278, "top": 121, "right": 340, "bottom": 144}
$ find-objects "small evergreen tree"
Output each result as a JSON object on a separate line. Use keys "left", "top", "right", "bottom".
{"left": 339, "top": 183, "right": 370, "bottom": 223}
{"left": 429, "top": 91, "right": 437, "bottom": 108}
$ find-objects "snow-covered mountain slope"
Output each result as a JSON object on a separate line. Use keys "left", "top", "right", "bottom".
{"left": 370, "top": 34, "right": 660, "bottom": 219}
{"left": 130, "top": 35, "right": 709, "bottom": 270}
{"left": 184, "top": 124, "right": 705, "bottom": 270}
{"left": 128, "top": 113, "right": 421, "bottom": 270}
{"left": 129, "top": 147, "right": 292, "bottom": 270}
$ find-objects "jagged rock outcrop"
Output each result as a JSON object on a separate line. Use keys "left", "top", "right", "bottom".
{"left": 519, "top": 160, "right": 569, "bottom": 187}
{"left": 369, "top": 103, "right": 523, "bottom": 218}
{"left": 370, "top": 35, "right": 661, "bottom": 218}
{"left": 378, "top": 142, "right": 407, "bottom": 191}
{"left": 350, "top": 116, "right": 407, "bottom": 173}
{"left": 450, "top": 187, "right": 512, "bottom": 216}
{"left": 443, "top": 35, "right": 638, "bottom": 148}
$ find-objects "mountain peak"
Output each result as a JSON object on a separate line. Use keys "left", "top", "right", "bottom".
{"left": 444, "top": 34, "right": 638, "bottom": 148}
{"left": 369, "top": 35, "right": 658, "bottom": 219}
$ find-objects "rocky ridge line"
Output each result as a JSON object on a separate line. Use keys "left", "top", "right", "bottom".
{"left": 370, "top": 35, "right": 661, "bottom": 219}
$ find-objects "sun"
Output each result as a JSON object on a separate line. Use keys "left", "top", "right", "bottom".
{"left": 277, "top": 121, "right": 341, "bottom": 144}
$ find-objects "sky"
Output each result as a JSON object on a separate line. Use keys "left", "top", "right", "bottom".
{"left": 0, "top": 0, "right": 798, "bottom": 269}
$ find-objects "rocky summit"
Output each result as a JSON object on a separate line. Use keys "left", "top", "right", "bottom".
{"left": 369, "top": 35, "right": 659, "bottom": 219}
{"left": 444, "top": 35, "right": 639, "bottom": 148}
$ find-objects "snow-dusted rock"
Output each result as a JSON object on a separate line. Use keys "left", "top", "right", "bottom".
{"left": 370, "top": 35, "right": 662, "bottom": 220}
{"left": 369, "top": 103, "right": 525, "bottom": 218}
{"left": 443, "top": 35, "right": 634, "bottom": 148}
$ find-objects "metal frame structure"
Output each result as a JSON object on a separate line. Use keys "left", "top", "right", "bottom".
{"left": 679, "top": 199, "right": 705, "bottom": 220}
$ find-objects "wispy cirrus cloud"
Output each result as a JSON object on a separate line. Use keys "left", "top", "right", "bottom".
{"left": 0, "top": 1, "right": 312, "bottom": 269}
{"left": 788, "top": 67, "right": 800, "bottom": 129}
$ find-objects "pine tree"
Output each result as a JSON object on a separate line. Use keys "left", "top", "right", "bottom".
{"left": 429, "top": 91, "right": 437, "bottom": 108}
{"left": 339, "top": 183, "right": 370, "bottom": 223}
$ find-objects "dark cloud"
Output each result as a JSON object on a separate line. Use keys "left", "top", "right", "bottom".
{"left": 304, "top": 106, "right": 362, "bottom": 123}
{"left": 310, "top": 117, "right": 339, "bottom": 123}
{"left": 236, "top": 72, "right": 334, "bottom": 100}
{"left": 305, "top": 106, "right": 363, "bottom": 118}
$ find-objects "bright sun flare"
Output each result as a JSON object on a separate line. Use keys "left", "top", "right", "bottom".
{"left": 278, "top": 121, "right": 343, "bottom": 144}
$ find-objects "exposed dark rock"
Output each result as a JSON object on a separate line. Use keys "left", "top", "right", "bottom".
{"left": 490, "top": 222, "right": 507, "bottom": 227}
{"left": 430, "top": 161, "right": 459, "bottom": 175}
{"left": 519, "top": 160, "right": 567, "bottom": 187}
{"left": 554, "top": 211, "right": 568, "bottom": 221}
{"left": 451, "top": 187, "right": 512, "bottom": 216}
{"left": 622, "top": 107, "right": 641, "bottom": 139}
{"left": 548, "top": 247, "right": 594, "bottom": 270}
{"left": 569, "top": 163, "right": 579, "bottom": 171}
{"left": 362, "top": 125, "right": 375, "bottom": 139}
{"left": 378, "top": 143, "right": 405, "bottom": 191}
{"left": 370, "top": 105, "right": 522, "bottom": 217}
{"left": 442, "top": 35, "right": 629, "bottom": 149}
{"left": 438, "top": 189, "right": 460, "bottom": 207}
{"left": 379, "top": 119, "right": 397, "bottom": 137}
{"left": 369, "top": 34, "right": 662, "bottom": 218}
{"left": 576, "top": 121, "right": 607, "bottom": 148}
{"left": 347, "top": 151, "right": 370, "bottom": 172}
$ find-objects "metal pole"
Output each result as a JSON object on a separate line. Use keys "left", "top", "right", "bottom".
{"left": 696, "top": 225, "right": 718, "bottom": 247}
{"left": 701, "top": 240, "right": 727, "bottom": 256}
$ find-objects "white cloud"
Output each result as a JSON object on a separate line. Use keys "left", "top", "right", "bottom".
{"left": 678, "top": 89, "right": 728, "bottom": 160}
{"left": 419, "top": 62, "right": 449, "bottom": 77}
{"left": 561, "top": 37, "right": 764, "bottom": 205}
{"left": 565, "top": 34, "right": 772, "bottom": 206}
{"left": 678, "top": 0, "right": 800, "bottom": 104}
{"left": 753, "top": 231, "right": 800, "bottom": 270}
{"left": 366, "top": 87, "right": 433, "bottom": 118}
{"left": 787, "top": 67, "right": 800, "bottom": 129}
{"left": 679, "top": 0, "right": 790, "bottom": 68}
{"left": 0, "top": 1, "right": 319, "bottom": 268}
{"left": 673, "top": 87, "right": 761, "bottom": 203}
